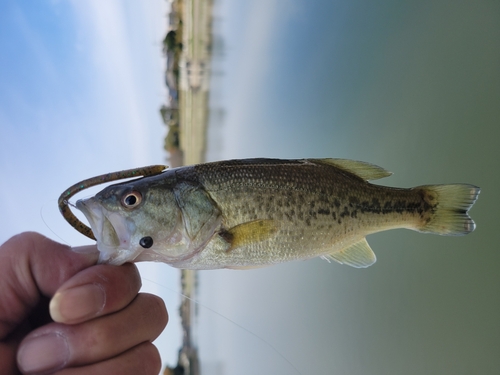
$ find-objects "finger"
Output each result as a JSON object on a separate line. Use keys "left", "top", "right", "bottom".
{"left": 49, "top": 263, "right": 142, "bottom": 324}
{"left": 0, "top": 232, "right": 98, "bottom": 339}
{"left": 0, "top": 321, "right": 29, "bottom": 374}
{"left": 55, "top": 342, "right": 162, "bottom": 375}
{"left": 0, "top": 342, "right": 18, "bottom": 375}
{"left": 17, "top": 293, "right": 168, "bottom": 374}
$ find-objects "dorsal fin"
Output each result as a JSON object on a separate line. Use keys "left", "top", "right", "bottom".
{"left": 326, "top": 238, "right": 377, "bottom": 268}
{"left": 309, "top": 158, "right": 392, "bottom": 181}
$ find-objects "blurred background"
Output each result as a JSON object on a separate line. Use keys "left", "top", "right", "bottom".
{"left": 1, "top": 0, "right": 499, "bottom": 374}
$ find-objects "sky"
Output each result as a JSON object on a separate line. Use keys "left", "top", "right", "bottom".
{"left": 2, "top": 0, "right": 500, "bottom": 374}
{"left": 0, "top": 0, "right": 183, "bottom": 367}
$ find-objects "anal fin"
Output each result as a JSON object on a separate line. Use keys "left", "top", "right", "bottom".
{"left": 219, "top": 219, "right": 278, "bottom": 252}
{"left": 327, "top": 238, "right": 377, "bottom": 268}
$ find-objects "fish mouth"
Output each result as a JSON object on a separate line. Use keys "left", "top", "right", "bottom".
{"left": 76, "top": 198, "right": 136, "bottom": 265}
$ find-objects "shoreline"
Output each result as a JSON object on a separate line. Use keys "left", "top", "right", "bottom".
{"left": 162, "top": 0, "right": 214, "bottom": 374}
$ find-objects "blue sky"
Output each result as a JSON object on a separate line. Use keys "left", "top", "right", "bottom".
{"left": 1, "top": 0, "right": 169, "bottom": 172}
{"left": 0, "top": 0, "right": 169, "bottom": 239}
{"left": 0, "top": 0, "right": 183, "bottom": 366}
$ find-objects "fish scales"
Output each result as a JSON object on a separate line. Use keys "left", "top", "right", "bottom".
{"left": 74, "top": 158, "right": 480, "bottom": 268}
{"left": 173, "top": 159, "right": 435, "bottom": 268}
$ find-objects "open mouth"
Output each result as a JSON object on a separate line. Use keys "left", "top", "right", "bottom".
{"left": 76, "top": 198, "right": 134, "bottom": 264}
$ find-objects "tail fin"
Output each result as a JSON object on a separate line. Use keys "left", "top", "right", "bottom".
{"left": 417, "top": 184, "right": 480, "bottom": 236}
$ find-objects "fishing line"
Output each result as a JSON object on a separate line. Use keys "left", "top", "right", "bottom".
{"left": 143, "top": 276, "right": 304, "bottom": 375}
{"left": 41, "top": 195, "right": 96, "bottom": 246}
{"left": 40, "top": 199, "right": 71, "bottom": 246}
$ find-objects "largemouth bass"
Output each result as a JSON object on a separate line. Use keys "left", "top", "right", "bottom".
{"left": 75, "top": 158, "right": 480, "bottom": 268}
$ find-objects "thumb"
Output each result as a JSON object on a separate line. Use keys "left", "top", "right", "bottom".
{"left": 0, "top": 232, "right": 98, "bottom": 339}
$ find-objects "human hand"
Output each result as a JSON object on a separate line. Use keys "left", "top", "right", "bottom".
{"left": 0, "top": 232, "right": 168, "bottom": 375}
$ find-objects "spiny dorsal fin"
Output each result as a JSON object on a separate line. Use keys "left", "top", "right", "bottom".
{"left": 309, "top": 158, "right": 392, "bottom": 181}
{"left": 220, "top": 219, "right": 279, "bottom": 252}
{"left": 326, "top": 238, "right": 377, "bottom": 268}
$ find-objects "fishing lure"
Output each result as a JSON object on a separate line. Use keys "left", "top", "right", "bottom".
{"left": 58, "top": 165, "right": 167, "bottom": 240}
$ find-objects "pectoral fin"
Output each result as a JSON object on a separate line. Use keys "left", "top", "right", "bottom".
{"left": 326, "top": 238, "right": 377, "bottom": 268}
{"left": 219, "top": 219, "right": 278, "bottom": 252}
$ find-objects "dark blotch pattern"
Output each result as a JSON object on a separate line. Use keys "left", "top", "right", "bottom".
{"left": 187, "top": 159, "right": 435, "bottom": 245}
{"left": 318, "top": 208, "right": 330, "bottom": 215}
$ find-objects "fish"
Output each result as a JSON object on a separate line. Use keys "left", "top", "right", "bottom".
{"left": 75, "top": 158, "right": 480, "bottom": 268}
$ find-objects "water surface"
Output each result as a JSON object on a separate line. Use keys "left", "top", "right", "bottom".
{"left": 198, "top": 0, "right": 500, "bottom": 374}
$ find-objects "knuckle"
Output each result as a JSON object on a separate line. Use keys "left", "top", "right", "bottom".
{"left": 145, "top": 294, "right": 169, "bottom": 328}
{"left": 138, "top": 343, "right": 162, "bottom": 375}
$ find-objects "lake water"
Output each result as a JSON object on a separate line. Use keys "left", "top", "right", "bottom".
{"left": 194, "top": 0, "right": 500, "bottom": 374}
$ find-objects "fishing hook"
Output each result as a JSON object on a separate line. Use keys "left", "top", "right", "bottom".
{"left": 58, "top": 165, "right": 167, "bottom": 240}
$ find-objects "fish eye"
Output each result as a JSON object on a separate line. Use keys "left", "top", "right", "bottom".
{"left": 121, "top": 191, "right": 142, "bottom": 208}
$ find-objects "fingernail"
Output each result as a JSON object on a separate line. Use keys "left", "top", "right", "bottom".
{"left": 50, "top": 283, "right": 106, "bottom": 323}
{"left": 18, "top": 332, "right": 69, "bottom": 374}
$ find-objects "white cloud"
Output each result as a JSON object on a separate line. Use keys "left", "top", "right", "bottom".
{"left": 69, "top": 0, "right": 165, "bottom": 166}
